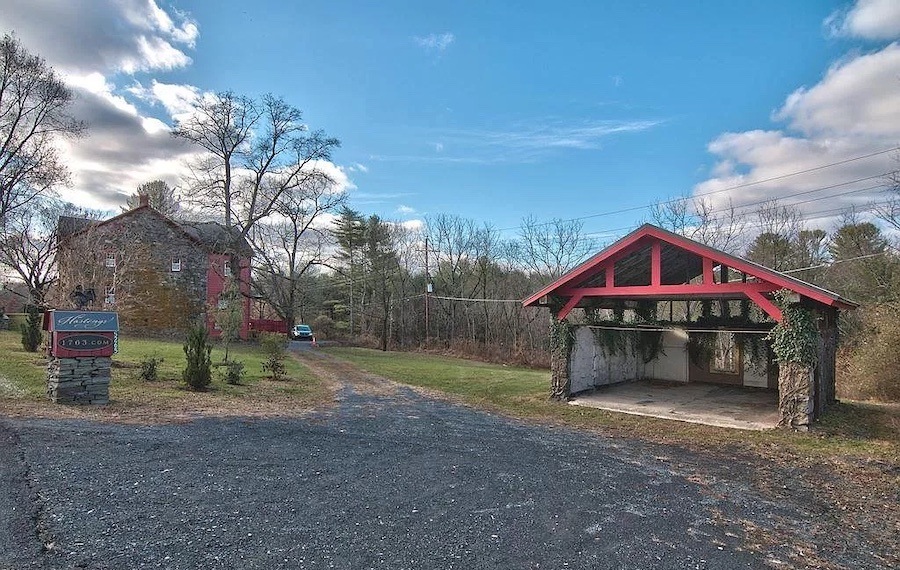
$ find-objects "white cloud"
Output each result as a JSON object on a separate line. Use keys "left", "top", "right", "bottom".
{"left": 694, "top": 39, "right": 900, "bottom": 226}
{"left": 432, "top": 142, "right": 444, "bottom": 152}
{"left": 354, "top": 162, "right": 369, "bottom": 173}
{"left": 401, "top": 219, "right": 425, "bottom": 231}
{"left": 0, "top": 0, "right": 198, "bottom": 75}
{"left": 775, "top": 43, "right": 900, "bottom": 137}
{"left": 414, "top": 32, "right": 455, "bottom": 52}
{"left": 317, "top": 162, "right": 357, "bottom": 194}
{"left": 128, "top": 80, "right": 202, "bottom": 119}
{"left": 397, "top": 205, "right": 416, "bottom": 215}
{"left": 827, "top": 0, "right": 900, "bottom": 40}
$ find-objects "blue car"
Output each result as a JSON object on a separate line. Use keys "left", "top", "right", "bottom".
{"left": 290, "top": 324, "right": 313, "bottom": 341}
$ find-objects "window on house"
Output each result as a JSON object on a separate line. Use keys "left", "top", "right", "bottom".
{"left": 105, "top": 253, "right": 116, "bottom": 268}
{"left": 711, "top": 332, "right": 739, "bottom": 374}
{"left": 224, "top": 263, "right": 232, "bottom": 277}
{"left": 104, "top": 286, "right": 115, "bottom": 306}
{"left": 171, "top": 258, "right": 182, "bottom": 272}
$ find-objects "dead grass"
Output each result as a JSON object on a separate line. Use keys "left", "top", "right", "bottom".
{"left": 0, "top": 331, "right": 330, "bottom": 423}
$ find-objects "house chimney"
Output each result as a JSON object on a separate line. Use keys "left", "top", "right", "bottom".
{"left": 138, "top": 193, "right": 150, "bottom": 208}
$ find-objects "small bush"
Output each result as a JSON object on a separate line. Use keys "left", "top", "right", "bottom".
{"left": 260, "top": 333, "right": 287, "bottom": 381}
{"left": 182, "top": 326, "right": 212, "bottom": 391}
{"left": 139, "top": 355, "right": 164, "bottom": 381}
{"left": 221, "top": 360, "right": 245, "bottom": 385}
{"left": 20, "top": 306, "right": 42, "bottom": 352}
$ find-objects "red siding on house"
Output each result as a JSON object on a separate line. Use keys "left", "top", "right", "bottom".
{"left": 205, "top": 253, "right": 252, "bottom": 340}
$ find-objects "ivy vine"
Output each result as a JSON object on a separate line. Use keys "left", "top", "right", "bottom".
{"left": 549, "top": 318, "right": 575, "bottom": 358}
{"left": 767, "top": 289, "right": 818, "bottom": 366}
{"left": 584, "top": 304, "right": 664, "bottom": 363}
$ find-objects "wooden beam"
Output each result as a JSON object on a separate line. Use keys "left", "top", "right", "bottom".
{"left": 605, "top": 265, "right": 614, "bottom": 288}
{"left": 651, "top": 240, "right": 661, "bottom": 286}
{"left": 702, "top": 257, "right": 715, "bottom": 284}
{"left": 745, "top": 290, "right": 783, "bottom": 322}
{"left": 561, "top": 282, "right": 778, "bottom": 298}
{"left": 557, "top": 294, "right": 584, "bottom": 320}
{"left": 557, "top": 293, "right": 585, "bottom": 320}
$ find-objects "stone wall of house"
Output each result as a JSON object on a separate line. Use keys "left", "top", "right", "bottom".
{"left": 56, "top": 208, "right": 208, "bottom": 336}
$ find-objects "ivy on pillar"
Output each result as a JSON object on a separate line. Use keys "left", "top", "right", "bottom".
{"left": 768, "top": 290, "right": 819, "bottom": 430}
{"left": 548, "top": 300, "right": 575, "bottom": 401}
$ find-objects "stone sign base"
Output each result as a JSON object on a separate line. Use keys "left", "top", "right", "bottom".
{"left": 47, "top": 356, "right": 111, "bottom": 404}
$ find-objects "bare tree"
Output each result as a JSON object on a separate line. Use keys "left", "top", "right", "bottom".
{"left": 0, "top": 34, "right": 85, "bottom": 223}
{"left": 123, "top": 180, "right": 181, "bottom": 217}
{"left": 172, "top": 91, "right": 339, "bottom": 265}
{"left": 651, "top": 196, "right": 746, "bottom": 254}
{"left": 250, "top": 176, "right": 345, "bottom": 327}
{"left": 515, "top": 215, "right": 595, "bottom": 279}
{"left": 0, "top": 199, "right": 100, "bottom": 305}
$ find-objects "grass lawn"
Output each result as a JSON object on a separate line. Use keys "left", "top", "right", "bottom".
{"left": 0, "top": 331, "right": 328, "bottom": 421}
{"left": 324, "top": 346, "right": 900, "bottom": 459}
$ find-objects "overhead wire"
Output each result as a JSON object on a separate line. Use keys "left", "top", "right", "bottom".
{"left": 496, "top": 145, "right": 900, "bottom": 232}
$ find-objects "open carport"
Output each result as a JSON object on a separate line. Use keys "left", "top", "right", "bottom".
{"left": 524, "top": 224, "right": 857, "bottom": 429}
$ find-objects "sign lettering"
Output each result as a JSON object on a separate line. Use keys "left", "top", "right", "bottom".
{"left": 58, "top": 334, "right": 113, "bottom": 351}
{"left": 50, "top": 311, "right": 119, "bottom": 332}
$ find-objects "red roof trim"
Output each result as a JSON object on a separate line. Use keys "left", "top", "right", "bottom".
{"left": 523, "top": 223, "right": 857, "bottom": 310}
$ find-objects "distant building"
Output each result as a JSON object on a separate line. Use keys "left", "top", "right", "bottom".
{"left": 0, "top": 281, "right": 29, "bottom": 314}
{"left": 55, "top": 195, "right": 252, "bottom": 339}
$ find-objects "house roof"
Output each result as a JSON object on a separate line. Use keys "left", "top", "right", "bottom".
{"left": 180, "top": 221, "right": 252, "bottom": 255}
{"left": 58, "top": 204, "right": 252, "bottom": 256}
{"left": 523, "top": 224, "right": 857, "bottom": 320}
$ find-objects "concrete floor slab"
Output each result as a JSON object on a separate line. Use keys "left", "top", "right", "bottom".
{"left": 570, "top": 380, "right": 780, "bottom": 430}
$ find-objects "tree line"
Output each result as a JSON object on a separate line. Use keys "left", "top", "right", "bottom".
{"left": 1, "top": 33, "right": 897, "bottom": 399}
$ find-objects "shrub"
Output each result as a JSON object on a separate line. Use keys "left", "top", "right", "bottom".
{"left": 139, "top": 355, "right": 164, "bottom": 381}
{"left": 182, "top": 326, "right": 212, "bottom": 391}
{"left": 838, "top": 303, "right": 900, "bottom": 402}
{"left": 20, "top": 305, "right": 42, "bottom": 352}
{"left": 221, "top": 360, "right": 245, "bottom": 385}
{"left": 259, "top": 333, "right": 287, "bottom": 381}
{"left": 311, "top": 315, "right": 335, "bottom": 340}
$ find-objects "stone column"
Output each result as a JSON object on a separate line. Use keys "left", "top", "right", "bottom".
{"left": 550, "top": 343, "right": 570, "bottom": 401}
{"left": 777, "top": 361, "right": 813, "bottom": 430}
{"left": 47, "top": 356, "right": 111, "bottom": 404}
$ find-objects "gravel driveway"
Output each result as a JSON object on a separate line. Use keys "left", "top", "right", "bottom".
{"left": 0, "top": 366, "right": 892, "bottom": 569}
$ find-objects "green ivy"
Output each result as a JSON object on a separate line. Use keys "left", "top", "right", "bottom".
{"left": 584, "top": 304, "right": 664, "bottom": 363}
{"left": 549, "top": 318, "right": 575, "bottom": 357}
{"left": 767, "top": 289, "right": 818, "bottom": 366}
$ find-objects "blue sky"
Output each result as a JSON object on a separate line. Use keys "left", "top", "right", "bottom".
{"left": 3, "top": 0, "right": 900, "bottom": 241}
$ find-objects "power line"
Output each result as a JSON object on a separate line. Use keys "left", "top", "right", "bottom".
{"left": 781, "top": 252, "right": 887, "bottom": 274}
{"left": 497, "top": 146, "right": 899, "bottom": 232}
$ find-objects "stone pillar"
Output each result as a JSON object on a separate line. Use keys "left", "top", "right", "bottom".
{"left": 550, "top": 343, "right": 570, "bottom": 401}
{"left": 777, "top": 361, "right": 813, "bottom": 430}
{"left": 47, "top": 356, "right": 111, "bottom": 405}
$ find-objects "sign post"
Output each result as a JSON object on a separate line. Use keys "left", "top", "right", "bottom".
{"left": 45, "top": 310, "right": 119, "bottom": 404}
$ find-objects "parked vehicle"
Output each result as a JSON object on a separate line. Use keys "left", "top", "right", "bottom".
{"left": 290, "top": 324, "right": 313, "bottom": 341}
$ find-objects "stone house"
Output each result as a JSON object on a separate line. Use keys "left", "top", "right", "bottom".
{"left": 56, "top": 196, "right": 252, "bottom": 339}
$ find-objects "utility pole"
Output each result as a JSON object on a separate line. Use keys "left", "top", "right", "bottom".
{"left": 424, "top": 235, "right": 429, "bottom": 343}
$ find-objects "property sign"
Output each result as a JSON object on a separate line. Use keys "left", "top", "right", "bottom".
{"left": 49, "top": 311, "right": 119, "bottom": 332}
{"left": 47, "top": 311, "right": 119, "bottom": 358}
{"left": 52, "top": 331, "right": 116, "bottom": 358}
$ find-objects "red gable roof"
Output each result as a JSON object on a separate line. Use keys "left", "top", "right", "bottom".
{"left": 523, "top": 224, "right": 857, "bottom": 321}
